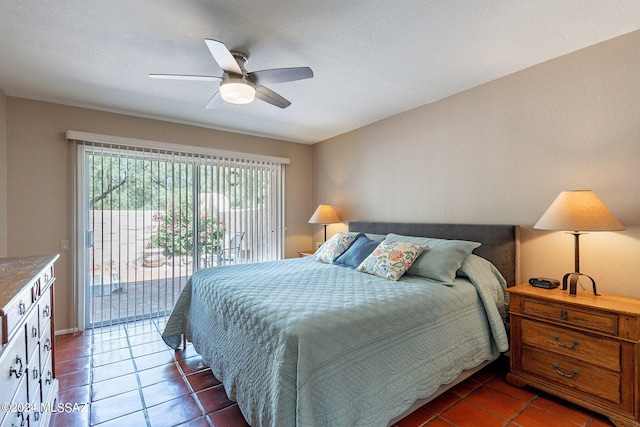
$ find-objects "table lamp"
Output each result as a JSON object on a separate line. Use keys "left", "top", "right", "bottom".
{"left": 534, "top": 190, "right": 624, "bottom": 296}
{"left": 308, "top": 204, "right": 341, "bottom": 241}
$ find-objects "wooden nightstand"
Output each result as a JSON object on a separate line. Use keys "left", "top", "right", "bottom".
{"left": 506, "top": 284, "right": 640, "bottom": 427}
{"left": 298, "top": 250, "right": 315, "bottom": 258}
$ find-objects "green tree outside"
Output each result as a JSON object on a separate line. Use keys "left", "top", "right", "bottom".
{"left": 88, "top": 154, "right": 226, "bottom": 257}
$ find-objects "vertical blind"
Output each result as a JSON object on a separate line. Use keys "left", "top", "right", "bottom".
{"left": 71, "top": 133, "right": 286, "bottom": 328}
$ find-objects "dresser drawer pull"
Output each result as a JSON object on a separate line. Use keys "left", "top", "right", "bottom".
{"left": 552, "top": 334, "right": 580, "bottom": 349}
{"left": 12, "top": 411, "right": 26, "bottom": 427}
{"left": 18, "top": 301, "right": 26, "bottom": 315}
{"left": 42, "top": 304, "right": 50, "bottom": 318}
{"left": 9, "top": 356, "right": 23, "bottom": 378}
{"left": 552, "top": 362, "right": 580, "bottom": 378}
{"left": 43, "top": 338, "right": 51, "bottom": 351}
{"left": 560, "top": 310, "right": 568, "bottom": 321}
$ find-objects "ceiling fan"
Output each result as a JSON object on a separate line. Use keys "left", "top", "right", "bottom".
{"left": 150, "top": 39, "right": 313, "bottom": 109}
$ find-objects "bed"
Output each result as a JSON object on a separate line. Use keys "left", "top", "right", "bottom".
{"left": 162, "top": 222, "right": 519, "bottom": 427}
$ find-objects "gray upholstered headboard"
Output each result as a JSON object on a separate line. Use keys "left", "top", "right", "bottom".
{"left": 348, "top": 222, "right": 520, "bottom": 287}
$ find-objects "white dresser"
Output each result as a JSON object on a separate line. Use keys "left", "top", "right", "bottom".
{"left": 0, "top": 255, "right": 59, "bottom": 427}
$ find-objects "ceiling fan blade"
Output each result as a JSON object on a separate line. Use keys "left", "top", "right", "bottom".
{"left": 255, "top": 85, "right": 291, "bottom": 109}
{"left": 204, "top": 39, "right": 242, "bottom": 75}
{"left": 149, "top": 74, "right": 222, "bottom": 82}
{"left": 205, "top": 91, "right": 223, "bottom": 109}
{"left": 250, "top": 67, "right": 313, "bottom": 85}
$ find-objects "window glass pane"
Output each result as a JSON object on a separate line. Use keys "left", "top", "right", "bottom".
{"left": 79, "top": 142, "right": 285, "bottom": 327}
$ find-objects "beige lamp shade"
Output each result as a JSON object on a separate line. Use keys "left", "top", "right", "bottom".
{"left": 309, "top": 204, "right": 341, "bottom": 241}
{"left": 534, "top": 190, "right": 624, "bottom": 232}
{"left": 534, "top": 190, "right": 623, "bottom": 296}
{"left": 308, "top": 204, "right": 341, "bottom": 225}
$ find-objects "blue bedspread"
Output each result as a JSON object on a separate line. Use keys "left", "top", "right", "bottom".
{"left": 163, "top": 255, "right": 509, "bottom": 427}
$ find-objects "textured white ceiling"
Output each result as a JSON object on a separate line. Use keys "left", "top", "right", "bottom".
{"left": 1, "top": 1, "right": 640, "bottom": 144}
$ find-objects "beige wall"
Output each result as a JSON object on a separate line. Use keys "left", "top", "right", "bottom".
{"left": 4, "top": 99, "right": 313, "bottom": 331}
{"left": 0, "top": 89, "right": 6, "bottom": 257}
{"left": 313, "top": 31, "right": 640, "bottom": 298}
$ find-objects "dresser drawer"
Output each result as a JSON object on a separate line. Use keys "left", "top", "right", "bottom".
{"left": 40, "top": 324, "right": 53, "bottom": 372}
{"left": 38, "top": 286, "right": 52, "bottom": 335}
{"left": 40, "top": 347, "right": 54, "bottom": 407}
{"left": 0, "top": 368, "right": 29, "bottom": 427}
{"left": 30, "top": 278, "right": 41, "bottom": 303}
{"left": 521, "top": 319, "right": 620, "bottom": 371}
{"left": 521, "top": 298, "right": 618, "bottom": 335}
{"left": 1, "top": 285, "right": 34, "bottom": 345}
{"left": 522, "top": 347, "right": 621, "bottom": 404}
{"left": 41, "top": 263, "right": 54, "bottom": 288}
{"left": 26, "top": 304, "right": 40, "bottom": 361}
{"left": 31, "top": 383, "right": 44, "bottom": 427}
{"left": 0, "top": 325, "right": 27, "bottom": 406}
{"left": 27, "top": 344, "right": 40, "bottom": 404}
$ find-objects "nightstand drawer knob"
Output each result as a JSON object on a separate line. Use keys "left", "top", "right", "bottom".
{"left": 552, "top": 362, "right": 580, "bottom": 378}
{"left": 551, "top": 334, "right": 580, "bottom": 349}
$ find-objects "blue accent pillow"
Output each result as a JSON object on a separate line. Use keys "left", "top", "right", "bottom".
{"left": 334, "top": 234, "right": 380, "bottom": 269}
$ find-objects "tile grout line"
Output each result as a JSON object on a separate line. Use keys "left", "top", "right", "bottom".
{"left": 122, "top": 323, "right": 152, "bottom": 427}
{"left": 163, "top": 317, "right": 216, "bottom": 427}
{"left": 152, "top": 317, "right": 216, "bottom": 427}
{"left": 421, "top": 369, "right": 560, "bottom": 427}
{"left": 524, "top": 395, "right": 591, "bottom": 427}
{"left": 87, "top": 329, "right": 94, "bottom": 427}
{"left": 130, "top": 317, "right": 215, "bottom": 427}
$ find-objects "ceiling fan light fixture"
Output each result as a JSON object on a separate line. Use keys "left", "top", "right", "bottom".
{"left": 150, "top": 39, "right": 312, "bottom": 109}
{"left": 219, "top": 78, "right": 256, "bottom": 104}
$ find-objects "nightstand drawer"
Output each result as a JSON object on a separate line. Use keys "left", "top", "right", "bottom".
{"left": 521, "top": 319, "right": 620, "bottom": 371}
{"left": 508, "top": 284, "right": 640, "bottom": 426}
{"left": 521, "top": 298, "right": 618, "bottom": 335}
{"left": 522, "top": 347, "right": 621, "bottom": 404}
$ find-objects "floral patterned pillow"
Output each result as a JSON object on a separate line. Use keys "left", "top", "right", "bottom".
{"left": 314, "top": 232, "right": 361, "bottom": 263}
{"left": 356, "top": 240, "right": 427, "bottom": 281}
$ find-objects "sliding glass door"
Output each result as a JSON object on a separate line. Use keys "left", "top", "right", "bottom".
{"left": 75, "top": 140, "right": 285, "bottom": 328}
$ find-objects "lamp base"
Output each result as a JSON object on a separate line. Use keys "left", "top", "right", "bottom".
{"left": 562, "top": 272, "right": 599, "bottom": 296}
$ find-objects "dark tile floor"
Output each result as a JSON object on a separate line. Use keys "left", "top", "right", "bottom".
{"left": 52, "top": 319, "right": 615, "bottom": 427}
